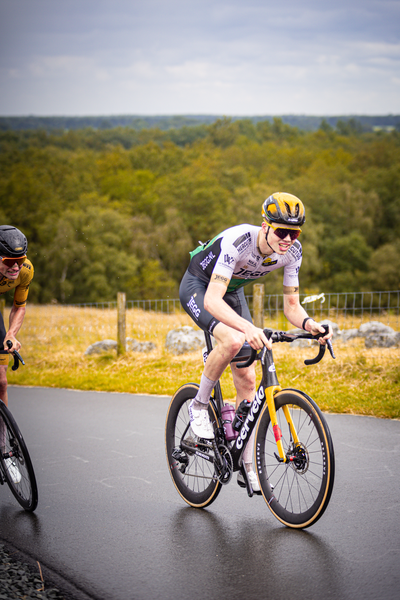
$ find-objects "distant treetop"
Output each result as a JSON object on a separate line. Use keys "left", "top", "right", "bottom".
{"left": 0, "top": 114, "right": 399, "bottom": 133}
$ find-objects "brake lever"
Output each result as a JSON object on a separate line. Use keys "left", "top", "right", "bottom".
{"left": 6, "top": 340, "right": 25, "bottom": 371}
{"left": 304, "top": 324, "right": 335, "bottom": 365}
{"left": 327, "top": 339, "right": 336, "bottom": 359}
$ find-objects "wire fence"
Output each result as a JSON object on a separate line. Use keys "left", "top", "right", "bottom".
{"left": 2, "top": 290, "right": 397, "bottom": 353}
{"left": 259, "top": 290, "right": 400, "bottom": 330}
{"left": 68, "top": 290, "right": 400, "bottom": 332}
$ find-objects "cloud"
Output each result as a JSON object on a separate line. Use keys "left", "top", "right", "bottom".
{"left": 0, "top": 0, "right": 399, "bottom": 115}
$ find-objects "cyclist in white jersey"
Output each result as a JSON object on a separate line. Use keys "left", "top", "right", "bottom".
{"left": 179, "top": 192, "right": 332, "bottom": 492}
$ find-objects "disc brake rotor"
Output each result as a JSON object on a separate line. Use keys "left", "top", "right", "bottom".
{"left": 290, "top": 443, "right": 309, "bottom": 474}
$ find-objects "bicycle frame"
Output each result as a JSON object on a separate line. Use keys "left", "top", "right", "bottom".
{"left": 167, "top": 325, "right": 335, "bottom": 522}
{"left": 203, "top": 331, "right": 297, "bottom": 472}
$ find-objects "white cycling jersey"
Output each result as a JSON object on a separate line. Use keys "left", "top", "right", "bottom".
{"left": 188, "top": 224, "right": 302, "bottom": 292}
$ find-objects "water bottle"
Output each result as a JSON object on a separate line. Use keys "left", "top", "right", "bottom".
{"left": 221, "top": 403, "right": 238, "bottom": 441}
{"left": 232, "top": 399, "right": 252, "bottom": 431}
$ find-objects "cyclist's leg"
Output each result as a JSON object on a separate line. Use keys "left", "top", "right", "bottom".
{"left": 179, "top": 272, "right": 246, "bottom": 437}
{"left": 226, "top": 288, "right": 259, "bottom": 480}
{"left": 231, "top": 361, "right": 257, "bottom": 464}
{"left": 179, "top": 272, "right": 218, "bottom": 436}
{"left": 227, "top": 286, "right": 256, "bottom": 409}
{"left": 180, "top": 271, "right": 249, "bottom": 379}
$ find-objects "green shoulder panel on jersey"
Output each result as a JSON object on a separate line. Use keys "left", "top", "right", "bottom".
{"left": 189, "top": 234, "right": 220, "bottom": 260}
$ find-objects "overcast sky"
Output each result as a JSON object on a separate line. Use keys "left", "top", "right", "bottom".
{"left": 0, "top": 0, "right": 399, "bottom": 117}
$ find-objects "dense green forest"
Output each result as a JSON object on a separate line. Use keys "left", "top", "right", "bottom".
{"left": 0, "top": 117, "right": 399, "bottom": 304}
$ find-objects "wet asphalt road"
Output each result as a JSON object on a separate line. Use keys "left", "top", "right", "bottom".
{"left": 0, "top": 386, "right": 399, "bottom": 600}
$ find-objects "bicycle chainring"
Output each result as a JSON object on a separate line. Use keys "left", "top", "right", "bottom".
{"left": 214, "top": 444, "right": 233, "bottom": 484}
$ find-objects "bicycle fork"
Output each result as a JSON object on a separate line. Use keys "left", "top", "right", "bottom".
{"left": 256, "top": 347, "right": 300, "bottom": 464}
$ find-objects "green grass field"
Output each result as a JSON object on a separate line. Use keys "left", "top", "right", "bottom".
{"left": 5, "top": 305, "right": 400, "bottom": 420}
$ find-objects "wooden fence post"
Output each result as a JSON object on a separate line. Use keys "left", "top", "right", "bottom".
{"left": 253, "top": 284, "right": 264, "bottom": 329}
{"left": 117, "top": 292, "right": 126, "bottom": 356}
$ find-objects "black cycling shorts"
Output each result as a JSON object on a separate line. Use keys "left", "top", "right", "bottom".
{"left": 179, "top": 270, "right": 253, "bottom": 335}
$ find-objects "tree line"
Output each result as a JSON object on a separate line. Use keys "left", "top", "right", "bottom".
{"left": 0, "top": 118, "right": 399, "bottom": 304}
{"left": 1, "top": 114, "right": 399, "bottom": 133}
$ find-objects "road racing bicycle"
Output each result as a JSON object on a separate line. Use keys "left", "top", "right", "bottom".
{"left": 0, "top": 342, "right": 38, "bottom": 511}
{"left": 165, "top": 326, "right": 335, "bottom": 529}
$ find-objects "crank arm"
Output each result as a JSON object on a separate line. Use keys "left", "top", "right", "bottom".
{"left": 180, "top": 441, "right": 214, "bottom": 463}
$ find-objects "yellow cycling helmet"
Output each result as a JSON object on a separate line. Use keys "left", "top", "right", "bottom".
{"left": 262, "top": 192, "right": 306, "bottom": 229}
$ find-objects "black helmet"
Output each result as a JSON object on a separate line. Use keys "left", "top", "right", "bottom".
{"left": 262, "top": 192, "right": 306, "bottom": 229}
{"left": 0, "top": 225, "right": 28, "bottom": 258}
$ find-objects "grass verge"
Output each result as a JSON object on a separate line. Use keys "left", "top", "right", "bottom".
{"left": 4, "top": 305, "right": 400, "bottom": 419}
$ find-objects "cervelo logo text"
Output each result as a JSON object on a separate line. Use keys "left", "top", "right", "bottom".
{"left": 200, "top": 251, "right": 215, "bottom": 270}
{"left": 235, "top": 386, "right": 265, "bottom": 450}
{"left": 187, "top": 296, "right": 201, "bottom": 318}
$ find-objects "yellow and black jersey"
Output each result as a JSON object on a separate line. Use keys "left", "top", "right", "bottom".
{"left": 0, "top": 259, "right": 34, "bottom": 307}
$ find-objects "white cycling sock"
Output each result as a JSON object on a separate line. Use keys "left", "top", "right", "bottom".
{"left": 193, "top": 373, "right": 217, "bottom": 408}
{"left": 243, "top": 429, "right": 255, "bottom": 468}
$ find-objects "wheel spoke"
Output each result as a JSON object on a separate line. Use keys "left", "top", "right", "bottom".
{"left": 0, "top": 403, "right": 38, "bottom": 511}
{"left": 256, "top": 391, "right": 334, "bottom": 528}
{"left": 166, "top": 385, "right": 222, "bottom": 508}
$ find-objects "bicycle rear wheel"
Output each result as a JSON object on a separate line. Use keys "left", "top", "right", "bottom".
{"left": 255, "top": 390, "right": 334, "bottom": 528}
{"left": 165, "top": 383, "right": 222, "bottom": 508}
{"left": 0, "top": 400, "right": 38, "bottom": 512}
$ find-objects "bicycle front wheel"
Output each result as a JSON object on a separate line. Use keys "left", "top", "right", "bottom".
{"left": 255, "top": 390, "right": 334, "bottom": 528}
{"left": 0, "top": 400, "right": 38, "bottom": 512}
{"left": 165, "top": 383, "right": 222, "bottom": 508}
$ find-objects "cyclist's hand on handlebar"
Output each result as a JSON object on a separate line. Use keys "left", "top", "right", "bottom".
{"left": 306, "top": 320, "right": 332, "bottom": 344}
{"left": 4, "top": 336, "right": 20, "bottom": 353}
{"left": 244, "top": 323, "right": 272, "bottom": 350}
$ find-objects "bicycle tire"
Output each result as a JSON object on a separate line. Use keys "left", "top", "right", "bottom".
{"left": 0, "top": 400, "right": 38, "bottom": 512}
{"left": 255, "top": 389, "right": 334, "bottom": 528}
{"left": 165, "top": 383, "right": 223, "bottom": 508}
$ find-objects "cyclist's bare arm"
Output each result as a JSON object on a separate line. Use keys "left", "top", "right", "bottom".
{"left": 4, "top": 305, "right": 26, "bottom": 352}
{"left": 283, "top": 289, "right": 332, "bottom": 344}
{"left": 205, "top": 275, "right": 271, "bottom": 350}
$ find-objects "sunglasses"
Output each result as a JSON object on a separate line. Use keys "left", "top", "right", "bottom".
{"left": 271, "top": 228, "right": 301, "bottom": 241}
{"left": 0, "top": 255, "right": 26, "bottom": 267}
